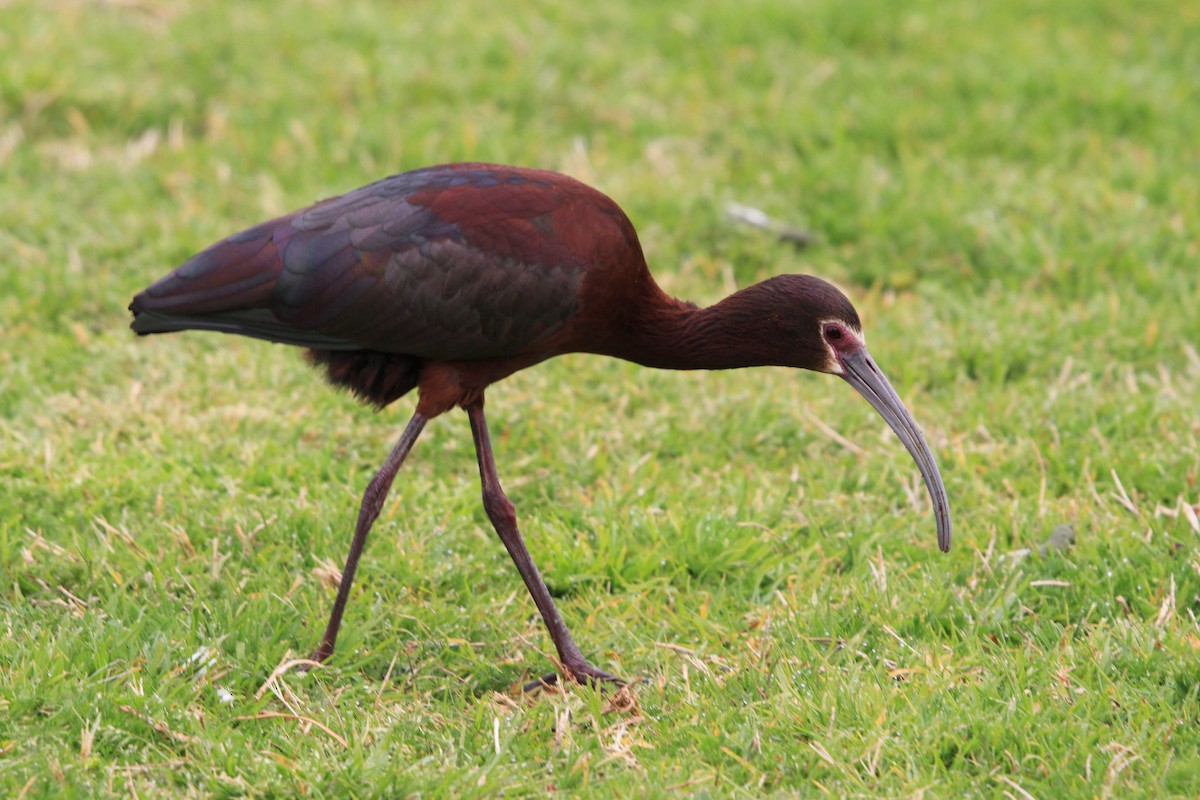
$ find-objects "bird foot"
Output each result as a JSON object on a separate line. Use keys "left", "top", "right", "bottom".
{"left": 521, "top": 660, "right": 627, "bottom": 693}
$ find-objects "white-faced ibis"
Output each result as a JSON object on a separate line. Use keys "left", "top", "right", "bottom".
{"left": 130, "top": 163, "right": 951, "bottom": 687}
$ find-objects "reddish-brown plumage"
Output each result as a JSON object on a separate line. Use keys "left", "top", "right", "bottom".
{"left": 131, "top": 163, "right": 951, "bottom": 687}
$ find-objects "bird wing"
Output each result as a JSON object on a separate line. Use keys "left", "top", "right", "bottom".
{"left": 131, "top": 165, "right": 591, "bottom": 360}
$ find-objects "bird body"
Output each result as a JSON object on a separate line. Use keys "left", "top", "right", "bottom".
{"left": 135, "top": 164, "right": 651, "bottom": 411}
{"left": 131, "top": 163, "right": 951, "bottom": 686}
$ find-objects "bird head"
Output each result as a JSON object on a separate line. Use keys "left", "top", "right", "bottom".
{"left": 762, "top": 275, "right": 953, "bottom": 552}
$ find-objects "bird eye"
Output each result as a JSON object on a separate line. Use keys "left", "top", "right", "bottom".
{"left": 825, "top": 325, "right": 843, "bottom": 341}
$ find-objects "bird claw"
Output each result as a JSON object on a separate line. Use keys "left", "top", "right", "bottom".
{"left": 521, "top": 661, "right": 627, "bottom": 693}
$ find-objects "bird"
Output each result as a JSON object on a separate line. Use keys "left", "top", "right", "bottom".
{"left": 130, "top": 162, "right": 952, "bottom": 687}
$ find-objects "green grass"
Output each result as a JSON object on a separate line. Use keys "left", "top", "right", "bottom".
{"left": 2, "top": 0, "right": 1199, "bottom": 795}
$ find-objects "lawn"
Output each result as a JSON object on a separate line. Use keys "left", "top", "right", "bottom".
{"left": 1, "top": 0, "right": 1198, "bottom": 796}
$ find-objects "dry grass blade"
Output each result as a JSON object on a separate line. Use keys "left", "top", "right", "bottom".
{"left": 805, "top": 412, "right": 866, "bottom": 456}
{"left": 117, "top": 705, "right": 195, "bottom": 745}
{"left": 995, "top": 774, "right": 1038, "bottom": 800}
{"left": 232, "top": 712, "right": 349, "bottom": 749}
{"left": 1109, "top": 469, "right": 1141, "bottom": 517}
{"left": 311, "top": 558, "right": 344, "bottom": 589}
{"left": 655, "top": 642, "right": 715, "bottom": 677}
{"left": 1100, "top": 743, "right": 1141, "bottom": 799}
{"left": 809, "top": 741, "right": 838, "bottom": 769}
{"left": 1182, "top": 500, "right": 1200, "bottom": 534}
{"left": 1154, "top": 576, "right": 1176, "bottom": 628}
{"left": 602, "top": 684, "right": 643, "bottom": 717}
{"left": 255, "top": 655, "right": 324, "bottom": 701}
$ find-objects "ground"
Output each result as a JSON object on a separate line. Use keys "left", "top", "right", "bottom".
{"left": 1, "top": 0, "right": 1198, "bottom": 796}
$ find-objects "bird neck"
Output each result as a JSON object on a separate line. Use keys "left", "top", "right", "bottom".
{"left": 616, "top": 287, "right": 788, "bottom": 371}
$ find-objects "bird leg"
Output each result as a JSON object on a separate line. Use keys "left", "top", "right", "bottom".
{"left": 466, "top": 401, "right": 623, "bottom": 688}
{"left": 310, "top": 411, "right": 428, "bottom": 664}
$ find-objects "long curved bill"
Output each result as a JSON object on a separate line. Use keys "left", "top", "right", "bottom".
{"left": 839, "top": 348, "right": 952, "bottom": 552}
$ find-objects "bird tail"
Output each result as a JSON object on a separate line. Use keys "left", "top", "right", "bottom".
{"left": 129, "top": 217, "right": 354, "bottom": 350}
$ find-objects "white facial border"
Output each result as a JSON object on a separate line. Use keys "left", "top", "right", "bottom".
{"left": 818, "top": 317, "right": 866, "bottom": 375}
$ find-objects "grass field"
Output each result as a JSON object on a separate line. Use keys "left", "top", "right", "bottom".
{"left": 2, "top": 0, "right": 1199, "bottom": 796}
